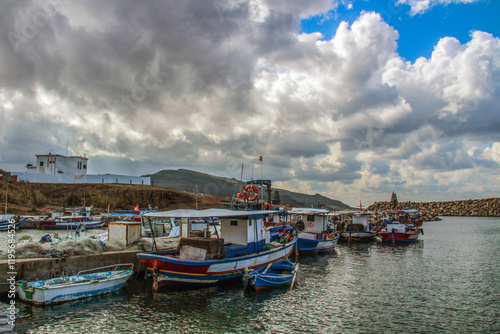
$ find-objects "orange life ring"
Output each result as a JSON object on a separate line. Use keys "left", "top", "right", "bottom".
{"left": 243, "top": 184, "right": 259, "bottom": 201}
{"left": 263, "top": 202, "right": 271, "bottom": 210}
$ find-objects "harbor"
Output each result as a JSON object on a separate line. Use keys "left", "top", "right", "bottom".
{"left": 2, "top": 216, "right": 499, "bottom": 333}
{"left": 1, "top": 0, "right": 500, "bottom": 332}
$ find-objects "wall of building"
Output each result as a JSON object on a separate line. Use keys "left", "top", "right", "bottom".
{"left": 12, "top": 173, "right": 150, "bottom": 185}
{"left": 35, "top": 155, "right": 88, "bottom": 176}
{"left": 82, "top": 174, "right": 150, "bottom": 185}
{"left": 13, "top": 173, "right": 76, "bottom": 183}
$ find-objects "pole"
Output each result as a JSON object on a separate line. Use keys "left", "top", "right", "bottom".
{"left": 4, "top": 182, "right": 7, "bottom": 215}
{"left": 348, "top": 225, "right": 351, "bottom": 248}
{"left": 195, "top": 185, "right": 198, "bottom": 210}
{"left": 148, "top": 217, "right": 157, "bottom": 252}
{"left": 290, "top": 264, "right": 299, "bottom": 291}
{"left": 261, "top": 158, "right": 264, "bottom": 203}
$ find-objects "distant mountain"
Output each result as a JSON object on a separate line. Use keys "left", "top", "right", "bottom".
{"left": 144, "top": 169, "right": 354, "bottom": 211}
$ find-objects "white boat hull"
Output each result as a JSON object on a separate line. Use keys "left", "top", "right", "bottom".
{"left": 16, "top": 270, "right": 133, "bottom": 305}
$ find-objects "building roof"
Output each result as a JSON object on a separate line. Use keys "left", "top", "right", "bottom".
{"left": 35, "top": 154, "right": 88, "bottom": 160}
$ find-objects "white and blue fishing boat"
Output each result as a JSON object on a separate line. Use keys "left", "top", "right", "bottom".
{"left": 137, "top": 209, "right": 297, "bottom": 287}
{"left": 339, "top": 211, "right": 377, "bottom": 242}
{"left": 291, "top": 208, "right": 340, "bottom": 254}
{"left": 0, "top": 215, "right": 25, "bottom": 231}
{"left": 244, "top": 259, "right": 298, "bottom": 291}
{"left": 15, "top": 264, "right": 134, "bottom": 305}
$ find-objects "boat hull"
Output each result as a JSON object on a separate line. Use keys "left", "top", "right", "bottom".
{"left": 0, "top": 221, "right": 22, "bottom": 231}
{"left": 138, "top": 239, "right": 297, "bottom": 285}
{"left": 244, "top": 260, "right": 296, "bottom": 291}
{"left": 340, "top": 231, "right": 376, "bottom": 241}
{"left": 39, "top": 220, "right": 104, "bottom": 229}
{"left": 378, "top": 231, "right": 421, "bottom": 243}
{"left": 16, "top": 270, "right": 133, "bottom": 305}
{"left": 296, "top": 234, "right": 339, "bottom": 254}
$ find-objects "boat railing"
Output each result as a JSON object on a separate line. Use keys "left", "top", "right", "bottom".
{"left": 77, "top": 263, "right": 134, "bottom": 276}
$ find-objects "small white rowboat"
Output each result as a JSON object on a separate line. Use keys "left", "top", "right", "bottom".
{"left": 16, "top": 263, "right": 134, "bottom": 305}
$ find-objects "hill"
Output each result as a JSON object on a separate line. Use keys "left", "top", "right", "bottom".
{"left": 1, "top": 183, "right": 223, "bottom": 215}
{"left": 145, "top": 169, "right": 353, "bottom": 210}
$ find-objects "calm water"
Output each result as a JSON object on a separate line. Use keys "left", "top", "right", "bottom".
{"left": 7, "top": 216, "right": 500, "bottom": 333}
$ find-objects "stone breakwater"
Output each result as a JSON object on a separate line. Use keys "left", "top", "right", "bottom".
{"left": 367, "top": 198, "right": 500, "bottom": 221}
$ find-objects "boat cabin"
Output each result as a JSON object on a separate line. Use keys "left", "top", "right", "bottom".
{"left": 384, "top": 222, "right": 408, "bottom": 233}
{"left": 348, "top": 212, "right": 370, "bottom": 232}
{"left": 290, "top": 208, "right": 329, "bottom": 240}
{"left": 220, "top": 217, "right": 270, "bottom": 257}
{"left": 142, "top": 209, "right": 275, "bottom": 260}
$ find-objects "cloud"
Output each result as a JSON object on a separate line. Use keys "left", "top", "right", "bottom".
{"left": 0, "top": 1, "right": 499, "bottom": 206}
{"left": 397, "top": 0, "right": 481, "bottom": 15}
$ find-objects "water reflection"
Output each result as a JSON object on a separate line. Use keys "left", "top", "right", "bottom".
{"left": 11, "top": 217, "right": 500, "bottom": 333}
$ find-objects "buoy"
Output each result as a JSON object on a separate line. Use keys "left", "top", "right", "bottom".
{"left": 243, "top": 184, "right": 259, "bottom": 201}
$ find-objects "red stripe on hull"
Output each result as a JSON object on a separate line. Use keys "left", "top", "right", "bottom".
{"left": 378, "top": 232, "right": 420, "bottom": 242}
{"left": 141, "top": 258, "right": 211, "bottom": 275}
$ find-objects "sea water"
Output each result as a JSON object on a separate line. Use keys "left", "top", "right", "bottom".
{"left": 4, "top": 216, "right": 500, "bottom": 333}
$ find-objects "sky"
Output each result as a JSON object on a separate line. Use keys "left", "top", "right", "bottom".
{"left": 0, "top": 0, "right": 499, "bottom": 207}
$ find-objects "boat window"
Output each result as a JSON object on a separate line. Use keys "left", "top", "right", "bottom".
{"left": 230, "top": 220, "right": 238, "bottom": 226}
{"left": 307, "top": 215, "right": 314, "bottom": 222}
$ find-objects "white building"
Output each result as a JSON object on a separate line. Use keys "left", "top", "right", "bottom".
{"left": 26, "top": 153, "right": 88, "bottom": 176}
{"left": 15, "top": 153, "right": 150, "bottom": 185}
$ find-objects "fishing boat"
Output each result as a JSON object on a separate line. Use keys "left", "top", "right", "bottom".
{"left": 339, "top": 211, "right": 376, "bottom": 242}
{"left": 39, "top": 206, "right": 104, "bottom": 229}
{"left": 376, "top": 210, "right": 423, "bottom": 243}
{"left": 291, "top": 208, "right": 340, "bottom": 254}
{"left": 243, "top": 259, "right": 298, "bottom": 291}
{"left": 137, "top": 209, "right": 297, "bottom": 287}
{"left": 0, "top": 215, "right": 24, "bottom": 231}
{"left": 15, "top": 264, "right": 134, "bottom": 305}
{"left": 39, "top": 215, "right": 104, "bottom": 229}
{"left": 101, "top": 212, "right": 142, "bottom": 227}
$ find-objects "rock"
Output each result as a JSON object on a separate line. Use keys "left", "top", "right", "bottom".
{"left": 366, "top": 197, "right": 500, "bottom": 219}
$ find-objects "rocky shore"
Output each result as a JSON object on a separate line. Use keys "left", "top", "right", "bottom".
{"left": 367, "top": 198, "right": 500, "bottom": 221}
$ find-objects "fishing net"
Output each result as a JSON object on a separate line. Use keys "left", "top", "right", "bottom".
{"left": 0, "top": 235, "right": 180, "bottom": 260}
{"left": 53, "top": 238, "right": 105, "bottom": 256}
{"left": 0, "top": 242, "right": 51, "bottom": 259}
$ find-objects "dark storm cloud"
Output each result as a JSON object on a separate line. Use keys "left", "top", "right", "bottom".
{"left": 0, "top": 1, "right": 499, "bottom": 204}
{"left": 270, "top": 135, "right": 330, "bottom": 158}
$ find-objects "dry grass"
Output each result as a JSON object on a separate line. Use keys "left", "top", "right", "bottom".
{"left": 1, "top": 182, "right": 228, "bottom": 214}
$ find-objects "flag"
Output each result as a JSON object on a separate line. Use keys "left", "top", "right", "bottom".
{"left": 259, "top": 156, "right": 263, "bottom": 162}
{"left": 134, "top": 205, "right": 139, "bottom": 212}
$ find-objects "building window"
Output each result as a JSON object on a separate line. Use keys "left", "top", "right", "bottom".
{"left": 40, "top": 161, "right": 44, "bottom": 167}
{"left": 83, "top": 164, "right": 87, "bottom": 170}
